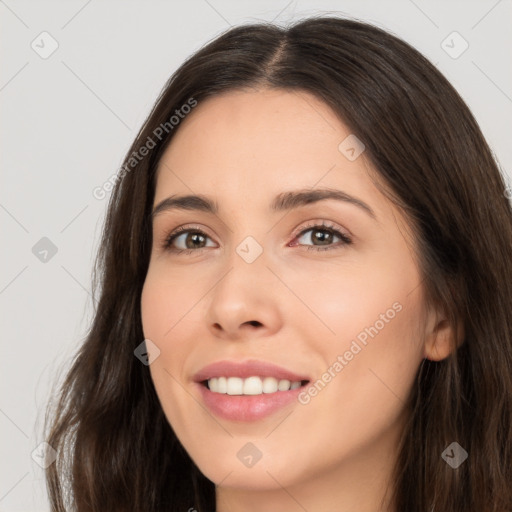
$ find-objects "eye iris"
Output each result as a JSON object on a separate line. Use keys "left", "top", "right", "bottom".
{"left": 186, "top": 232, "right": 206, "bottom": 249}
{"left": 313, "top": 228, "right": 333, "bottom": 245}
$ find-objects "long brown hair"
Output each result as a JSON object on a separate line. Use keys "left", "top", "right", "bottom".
{"left": 44, "top": 16, "right": 512, "bottom": 511}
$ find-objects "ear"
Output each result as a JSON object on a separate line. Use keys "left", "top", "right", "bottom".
{"left": 423, "top": 312, "right": 463, "bottom": 361}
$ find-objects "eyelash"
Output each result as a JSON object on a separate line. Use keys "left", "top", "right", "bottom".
{"left": 161, "top": 221, "right": 352, "bottom": 255}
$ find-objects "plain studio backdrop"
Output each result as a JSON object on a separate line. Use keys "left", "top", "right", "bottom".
{"left": 1, "top": 1, "right": 511, "bottom": 510}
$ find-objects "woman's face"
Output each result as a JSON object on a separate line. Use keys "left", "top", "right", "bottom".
{"left": 141, "top": 88, "right": 437, "bottom": 499}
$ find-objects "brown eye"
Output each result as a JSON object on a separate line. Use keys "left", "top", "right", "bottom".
{"left": 294, "top": 224, "right": 352, "bottom": 251}
{"left": 162, "top": 222, "right": 352, "bottom": 255}
{"left": 164, "top": 228, "right": 216, "bottom": 253}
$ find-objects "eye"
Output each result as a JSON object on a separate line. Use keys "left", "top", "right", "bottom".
{"left": 161, "top": 221, "right": 352, "bottom": 255}
{"left": 290, "top": 221, "right": 352, "bottom": 252}
{"left": 163, "top": 226, "right": 216, "bottom": 254}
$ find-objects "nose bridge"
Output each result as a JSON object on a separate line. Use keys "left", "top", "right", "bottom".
{"left": 233, "top": 234, "right": 265, "bottom": 266}
{"left": 205, "top": 231, "right": 281, "bottom": 337}
{"left": 218, "top": 232, "right": 269, "bottom": 296}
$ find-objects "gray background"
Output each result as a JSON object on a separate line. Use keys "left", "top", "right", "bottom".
{"left": 1, "top": 1, "right": 511, "bottom": 510}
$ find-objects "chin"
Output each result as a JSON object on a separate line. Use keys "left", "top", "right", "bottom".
{"left": 203, "top": 463, "right": 300, "bottom": 491}
{"left": 188, "top": 445, "right": 304, "bottom": 490}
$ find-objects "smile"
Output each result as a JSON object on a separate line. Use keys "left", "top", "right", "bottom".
{"left": 193, "top": 359, "right": 311, "bottom": 421}
{"left": 204, "top": 376, "right": 308, "bottom": 395}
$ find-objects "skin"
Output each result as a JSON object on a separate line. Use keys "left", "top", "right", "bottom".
{"left": 141, "top": 88, "right": 455, "bottom": 512}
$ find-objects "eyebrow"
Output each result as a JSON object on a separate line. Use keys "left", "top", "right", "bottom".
{"left": 152, "top": 188, "right": 376, "bottom": 219}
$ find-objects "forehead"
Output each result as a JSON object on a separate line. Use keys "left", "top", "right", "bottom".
{"left": 156, "top": 89, "right": 369, "bottom": 194}
{"left": 153, "top": 88, "right": 408, "bottom": 235}
{"left": 167, "top": 89, "right": 340, "bottom": 162}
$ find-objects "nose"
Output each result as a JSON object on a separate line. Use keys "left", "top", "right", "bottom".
{"left": 205, "top": 248, "right": 283, "bottom": 342}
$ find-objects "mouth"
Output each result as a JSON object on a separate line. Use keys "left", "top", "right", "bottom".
{"left": 193, "top": 359, "right": 312, "bottom": 422}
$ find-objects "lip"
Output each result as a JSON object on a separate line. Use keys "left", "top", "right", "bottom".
{"left": 193, "top": 359, "right": 311, "bottom": 422}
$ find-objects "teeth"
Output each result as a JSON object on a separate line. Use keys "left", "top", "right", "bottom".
{"left": 278, "top": 379, "right": 291, "bottom": 391}
{"left": 217, "top": 376, "right": 227, "bottom": 393}
{"left": 262, "top": 376, "right": 278, "bottom": 393}
{"left": 244, "top": 376, "right": 262, "bottom": 395}
{"left": 206, "top": 376, "right": 304, "bottom": 395}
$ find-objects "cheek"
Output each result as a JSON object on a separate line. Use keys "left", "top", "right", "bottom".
{"left": 141, "top": 282, "right": 168, "bottom": 339}
{"left": 292, "top": 258, "right": 424, "bottom": 427}
{"left": 284, "top": 255, "right": 419, "bottom": 350}
{"left": 286, "top": 305, "right": 423, "bottom": 483}
{"left": 307, "top": 291, "right": 424, "bottom": 442}
{"left": 141, "top": 265, "right": 201, "bottom": 340}
{"left": 140, "top": 275, "right": 190, "bottom": 368}
{"left": 140, "top": 269, "right": 207, "bottom": 428}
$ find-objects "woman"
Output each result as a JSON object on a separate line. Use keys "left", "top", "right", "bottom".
{"left": 44, "top": 16, "right": 512, "bottom": 512}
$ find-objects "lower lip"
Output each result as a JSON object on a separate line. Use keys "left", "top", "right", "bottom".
{"left": 196, "top": 382, "right": 306, "bottom": 422}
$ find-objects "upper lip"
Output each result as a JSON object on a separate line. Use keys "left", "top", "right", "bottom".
{"left": 193, "top": 359, "right": 311, "bottom": 383}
